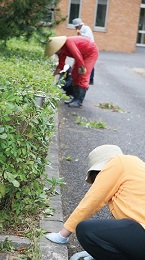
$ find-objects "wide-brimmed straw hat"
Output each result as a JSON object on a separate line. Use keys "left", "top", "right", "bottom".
{"left": 44, "top": 36, "right": 67, "bottom": 57}
{"left": 86, "top": 145, "right": 123, "bottom": 183}
{"left": 72, "top": 18, "right": 84, "bottom": 27}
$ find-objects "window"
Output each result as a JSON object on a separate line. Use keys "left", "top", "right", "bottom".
{"left": 68, "top": 0, "right": 81, "bottom": 24}
{"left": 95, "top": 0, "right": 109, "bottom": 30}
{"left": 137, "top": 2, "right": 145, "bottom": 46}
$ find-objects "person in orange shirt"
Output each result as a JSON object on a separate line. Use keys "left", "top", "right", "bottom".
{"left": 45, "top": 145, "right": 145, "bottom": 260}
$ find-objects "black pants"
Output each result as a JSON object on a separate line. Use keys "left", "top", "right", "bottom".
{"left": 76, "top": 218, "right": 145, "bottom": 260}
{"left": 90, "top": 68, "right": 94, "bottom": 80}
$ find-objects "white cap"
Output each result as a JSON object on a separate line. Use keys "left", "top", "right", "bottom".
{"left": 86, "top": 145, "right": 123, "bottom": 183}
{"left": 72, "top": 18, "right": 84, "bottom": 27}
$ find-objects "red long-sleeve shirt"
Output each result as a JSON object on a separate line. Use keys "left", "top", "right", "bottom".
{"left": 56, "top": 36, "right": 99, "bottom": 89}
{"left": 57, "top": 36, "right": 98, "bottom": 70}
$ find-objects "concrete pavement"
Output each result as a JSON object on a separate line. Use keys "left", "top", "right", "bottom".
{"left": 56, "top": 47, "right": 145, "bottom": 258}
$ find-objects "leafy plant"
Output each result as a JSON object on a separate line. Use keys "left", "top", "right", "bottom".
{"left": 75, "top": 116, "right": 107, "bottom": 129}
{"left": 22, "top": 228, "right": 44, "bottom": 260}
{"left": 66, "top": 156, "right": 73, "bottom": 161}
{"left": 0, "top": 238, "right": 15, "bottom": 252}
{"left": 98, "top": 102, "right": 124, "bottom": 112}
{"left": 0, "top": 38, "right": 63, "bottom": 230}
{"left": 0, "top": 229, "right": 44, "bottom": 259}
{"left": 45, "top": 177, "right": 66, "bottom": 196}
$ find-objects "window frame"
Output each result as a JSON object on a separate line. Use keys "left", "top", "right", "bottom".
{"left": 67, "top": 0, "right": 82, "bottom": 28}
{"left": 94, "top": 0, "right": 110, "bottom": 32}
{"left": 136, "top": 3, "right": 145, "bottom": 46}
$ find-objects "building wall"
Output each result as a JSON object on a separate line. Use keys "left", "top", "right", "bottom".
{"left": 55, "top": 0, "right": 141, "bottom": 53}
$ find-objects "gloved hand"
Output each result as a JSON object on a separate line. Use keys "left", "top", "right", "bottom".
{"left": 70, "top": 251, "right": 94, "bottom": 260}
{"left": 45, "top": 232, "right": 69, "bottom": 244}
{"left": 78, "top": 66, "right": 87, "bottom": 74}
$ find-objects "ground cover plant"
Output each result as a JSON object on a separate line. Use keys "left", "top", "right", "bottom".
{"left": 75, "top": 116, "right": 107, "bottom": 129}
{"left": 98, "top": 102, "right": 124, "bottom": 112}
{"left": 0, "top": 37, "right": 64, "bottom": 258}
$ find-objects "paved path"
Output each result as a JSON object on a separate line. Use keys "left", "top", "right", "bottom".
{"left": 58, "top": 47, "right": 145, "bottom": 258}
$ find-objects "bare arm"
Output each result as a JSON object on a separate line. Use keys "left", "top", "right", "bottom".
{"left": 53, "top": 68, "right": 61, "bottom": 76}
{"left": 60, "top": 226, "right": 72, "bottom": 238}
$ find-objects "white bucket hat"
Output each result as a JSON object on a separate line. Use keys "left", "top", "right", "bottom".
{"left": 44, "top": 36, "right": 67, "bottom": 57}
{"left": 72, "top": 18, "right": 84, "bottom": 27}
{"left": 86, "top": 145, "right": 123, "bottom": 183}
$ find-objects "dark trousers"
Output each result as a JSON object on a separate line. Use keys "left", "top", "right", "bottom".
{"left": 90, "top": 68, "right": 94, "bottom": 80}
{"left": 76, "top": 218, "right": 145, "bottom": 260}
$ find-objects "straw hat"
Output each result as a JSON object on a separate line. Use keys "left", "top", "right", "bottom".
{"left": 72, "top": 18, "right": 84, "bottom": 27}
{"left": 44, "top": 36, "right": 67, "bottom": 57}
{"left": 86, "top": 145, "right": 123, "bottom": 183}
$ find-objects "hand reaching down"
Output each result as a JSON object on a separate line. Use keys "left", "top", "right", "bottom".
{"left": 45, "top": 232, "right": 69, "bottom": 244}
{"left": 70, "top": 251, "right": 94, "bottom": 260}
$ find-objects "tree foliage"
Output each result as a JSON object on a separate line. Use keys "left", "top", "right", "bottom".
{"left": 0, "top": 0, "right": 65, "bottom": 44}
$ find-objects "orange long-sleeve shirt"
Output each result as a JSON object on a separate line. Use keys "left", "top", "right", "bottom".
{"left": 64, "top": 155, "right": 145, "bottom": 233}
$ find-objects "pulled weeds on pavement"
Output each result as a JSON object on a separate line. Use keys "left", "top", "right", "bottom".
{"left": 75, "top": 116, "right": 107, "bottom": 129}
{"left": 98, "top": 102, "right": 124, "bottom": 112}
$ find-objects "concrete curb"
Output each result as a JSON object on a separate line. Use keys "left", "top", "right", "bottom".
{"left": 39, "top": 112, "right": 68, "bottom": 259}
{"left": 0, "top": 235, "right": 31, "bottom": 249}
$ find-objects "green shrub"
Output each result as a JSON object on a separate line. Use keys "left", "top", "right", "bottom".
{"left": 0, "top": 38, "right": 62, "bottom": 229}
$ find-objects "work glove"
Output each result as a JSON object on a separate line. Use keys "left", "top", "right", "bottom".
{"left": 78, "top": 66, "right": 87, "bottom": 74}
{"left": 45, "top": 232, "right": 69, "bottom": 244}
{"left": 70, "top": 251, "right": 94, "bottom": 260}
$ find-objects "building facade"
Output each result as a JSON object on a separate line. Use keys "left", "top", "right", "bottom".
{"left": 55, "top": 0, "right": 145, "bottom": 53}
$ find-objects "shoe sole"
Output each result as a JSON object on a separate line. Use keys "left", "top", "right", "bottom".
{"left": 68, "top": 105, "right": 82, "bottom": 108}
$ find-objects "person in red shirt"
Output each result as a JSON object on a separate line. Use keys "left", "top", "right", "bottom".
{"left": 44, "top": 36, "right": 99, "bottom": 108}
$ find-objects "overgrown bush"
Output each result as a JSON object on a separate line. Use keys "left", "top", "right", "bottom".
{"left": 0, "top": 38, "right": 63, "bottom": 230}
